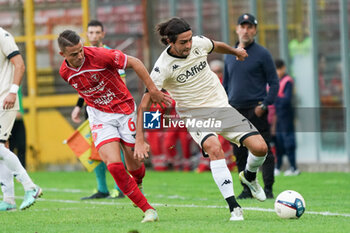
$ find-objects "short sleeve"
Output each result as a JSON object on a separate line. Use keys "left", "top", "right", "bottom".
{"left": 100, "top": 48, "right": 127, "bottom": 70}
{"left": 150, "top": 64, "right": 166, "bottom": 90}
{"left": 0, "top": 29, "right": 19, "bottom": 58}
{"left": 193, "top": 35, "right": 214, "bottom": 54}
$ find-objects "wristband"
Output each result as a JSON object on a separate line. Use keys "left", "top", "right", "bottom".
{"left": 9, "top": 84, "right": 19, "bottom": 94}
{"left": 260, "top": 103, "right": 267, "bottom": 111}
{"left": 76, "top": 97, "right": 85, "bottom": 108}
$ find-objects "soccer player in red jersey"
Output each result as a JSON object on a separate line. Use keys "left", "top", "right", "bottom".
{"left": 57, "top": 29, "right": 171, "bottom": 223}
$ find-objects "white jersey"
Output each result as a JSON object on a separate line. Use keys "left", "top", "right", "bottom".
{"left": 150, "top": 35, "right": 228, "bottom": 114}
{"left": 0, "top": 27, "right": 20, "bottom": 110}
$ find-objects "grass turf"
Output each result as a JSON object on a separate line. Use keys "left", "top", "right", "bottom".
{"left": 0, "top": 171, "right": 349, "bottom": 233}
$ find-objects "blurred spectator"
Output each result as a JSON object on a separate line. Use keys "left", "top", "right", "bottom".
{"left": 273, "top": 59, "right": 299, "bottom": 176}
{"left": 146, "top": 103, "right": 167, "bottom": 171}
{"left": 147, "top": 98, "right": 194, "bottom": 171}
{"left": 163, "top": 102, "right": 193, "bottom": 171}
{"left": 329, "top": 62, "right": 343, "bottom": 104}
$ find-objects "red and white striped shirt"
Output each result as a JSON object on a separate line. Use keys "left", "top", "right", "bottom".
{"left": 59, "top": 46, "right": 135, "bottom": 114}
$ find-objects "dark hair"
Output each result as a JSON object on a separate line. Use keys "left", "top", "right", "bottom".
{"left": 275, "top": 58, "right": 285, "bottom": 69}
{"left": 88, "top": 20, "right": 104, "bottom": 31}
{"left": 57, "top": 30, "right": 81, "bottom": 52}
{"left": 156, "top": 17, "right": 191, "bottom": 45}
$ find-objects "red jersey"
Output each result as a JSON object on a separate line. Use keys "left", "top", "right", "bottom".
{"left": 59, "top": 46, "right": 135, "bottom": 114}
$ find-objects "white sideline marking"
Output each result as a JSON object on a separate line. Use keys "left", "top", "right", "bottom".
{"left": 31, "top": 198, "right": 350, "bottom": 218}
{"left": 7, "top": 188, "right": 350, "bottom": 218}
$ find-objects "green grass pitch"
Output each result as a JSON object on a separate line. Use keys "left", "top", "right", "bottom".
{"left": 1, "top": 170, "right": 349, "bottom": 233}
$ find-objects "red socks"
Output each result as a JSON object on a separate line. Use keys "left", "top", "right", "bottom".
{"left": 107, "top": 163, "right": 152, "bottom": 212}
{"left": 128, "top": 164, "right": 145, "bottom": 185}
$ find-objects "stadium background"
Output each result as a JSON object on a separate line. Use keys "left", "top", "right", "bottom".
{"left": 1, "top": 0, "right": 349, "bottom": 172}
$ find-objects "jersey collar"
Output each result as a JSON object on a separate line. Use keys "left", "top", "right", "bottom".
{"left": 65, "top": 57, "right": 86, "bottom": 72}
{"left": 166, "top": 46, "right": 188, "bottom": 59}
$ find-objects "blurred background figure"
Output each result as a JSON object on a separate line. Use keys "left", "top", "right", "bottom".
{"left": 273, "top": 59, "right": 299, "bottom": 176}
{"left": 163, "top": 101, "right": 193, "bottom": 171}
{"left": 146, "top": 102, "right": 167, "bottom": 171}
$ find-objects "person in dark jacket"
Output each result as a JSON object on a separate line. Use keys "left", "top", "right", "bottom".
{"left": 274, "top": 58, "right": 299, "bottom": 176}
{"left": 223, "top": 13, "right": 279, "bottom": 199}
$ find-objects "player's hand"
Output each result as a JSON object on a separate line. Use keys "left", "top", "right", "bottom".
{"left": 254, "top": 105, "right": 265, "bottom": 117}
{"left": 71, "top": 106, "right": 82, "bottom": 123}
{"left": 2, "top": 93, "right": 16, "bottom": 110}
{"left": 149, "top": 89, "right": 172, "bottom": 107}
{"left": 133, "top": 140, "right": 150, "bottom": 162}
{"left": 235, "top": 47, "right": 248, "bottom": 61}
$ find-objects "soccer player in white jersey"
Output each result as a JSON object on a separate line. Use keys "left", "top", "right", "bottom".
{"left": 0, "top": 27, "right": 42, "bottom": 211}
{"left": 58, "top": 30, "right": 171, "bottom": 223}
{"left": 134, "top": 17, "right": 268, "bottom": 221}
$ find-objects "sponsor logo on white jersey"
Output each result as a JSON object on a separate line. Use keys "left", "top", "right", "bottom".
{"left": 176, "top": 61, "right": 207, "bottom": 83}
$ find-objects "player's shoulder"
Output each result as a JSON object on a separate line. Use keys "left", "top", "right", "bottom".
{"left": 192, "top": 35, "right": 213, "bottom": 51}
{"left": 59, "top": 61, "right": 69, "bottom": 76}
{"left": 192, "top": 35, "right": 209, "bottom": 41}
{"left": 0, "top": 27, "right": 13, "bottom": 42}
{"left": 83, "top": 47, "right": 107, "bottom": 62}
{"left": 0, "top": 27, "right": 8, "bottom": 36}
{"left": 155, "top": 48, "right": 172, "bottom": 66}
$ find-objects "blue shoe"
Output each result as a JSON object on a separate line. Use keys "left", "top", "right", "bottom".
{"left": 0, "top": 201, "right": 16, "bottom": 211}
{"left": 19, "top": 186, "right": 43, "bottom": 210}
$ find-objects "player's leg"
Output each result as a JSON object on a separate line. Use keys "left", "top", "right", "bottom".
{"left": 9, "top": 119, "right": 26, "bottom": 168}
{"left": 121, "top": 143, "right": 145, "bottom": 189}
{"left": 0, "top": 162, "right": 16, "bottom": 211}
{"left": 246, "top": 107, "right": 275, "bottom": 198}
{"left": 240, "top": 134, "right": 268, "bottom": 201}
{"left": 232, "top": 144, "right": 252, "bottom": 199}
{"left": 99, "top": 142, "right": 156, "bottom": 217}
{"left": 275, "top": 131, "right": 285, "bottom": 172}
{"left": 90, "top": 106, "right": 157, "bottom": 223}
{"left": 110, "top": 149, "right": 126, "bottom": 198}
{"left": 81, "top": 162, "right": 109, "bottom": 200}
{"left": 283, "top": 131, "right": 299, "bottom": 175}
{"left": 0, "top": 111, "right": 42, "bottom": 210}
{"left": 219, "top": 105, "right": 267, "bottom": 201}
{"left": 200, "top": 134, "right": 243, "bottom": 221}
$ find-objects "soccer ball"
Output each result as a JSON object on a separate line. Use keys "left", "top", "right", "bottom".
{"left": 274, "top": 190, "right": 306, "bottom": 219}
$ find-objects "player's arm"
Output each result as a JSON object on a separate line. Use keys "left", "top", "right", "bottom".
{"left": 3, "top": 54, "right": 25, "bottom": 110}
{"left": 134, "top": 92, "right": 153, "bottom": 161}
{"left": 71, "top": 96, "right": 84, "bottom": 123}
{"left": 212, "top": 40, "right": 248, "bottom": 61}
{"left": 126, "top": 55, "right": 171, "bottom": 106}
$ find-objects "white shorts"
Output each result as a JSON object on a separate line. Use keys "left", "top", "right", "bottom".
{"left": 179, "top": 104, "right": 259, "bottom": 150}
{"left": 86, "top": 106, "right": 137, "bottom": 150}
{"left": 0, "top": 110, "right": 16, "bottom": 141}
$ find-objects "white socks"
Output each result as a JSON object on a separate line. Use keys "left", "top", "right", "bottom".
{"left": 0, "top": 144, "right": 35, "bottom": 191}
{"left": 246, "top": 151, "right": 266, "bottom": 173}
{"left": 0, "top": 162, "right": 15, "bottom": 204}
{"left": 210, "top": 159, "right": 234, "bottom": 199}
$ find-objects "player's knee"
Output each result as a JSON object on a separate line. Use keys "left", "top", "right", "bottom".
{"left": 251, "top": 141, "right": 268, "bottom": 157}
{"left": 205, "top": 144, "right": 224, "bottom": 160}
